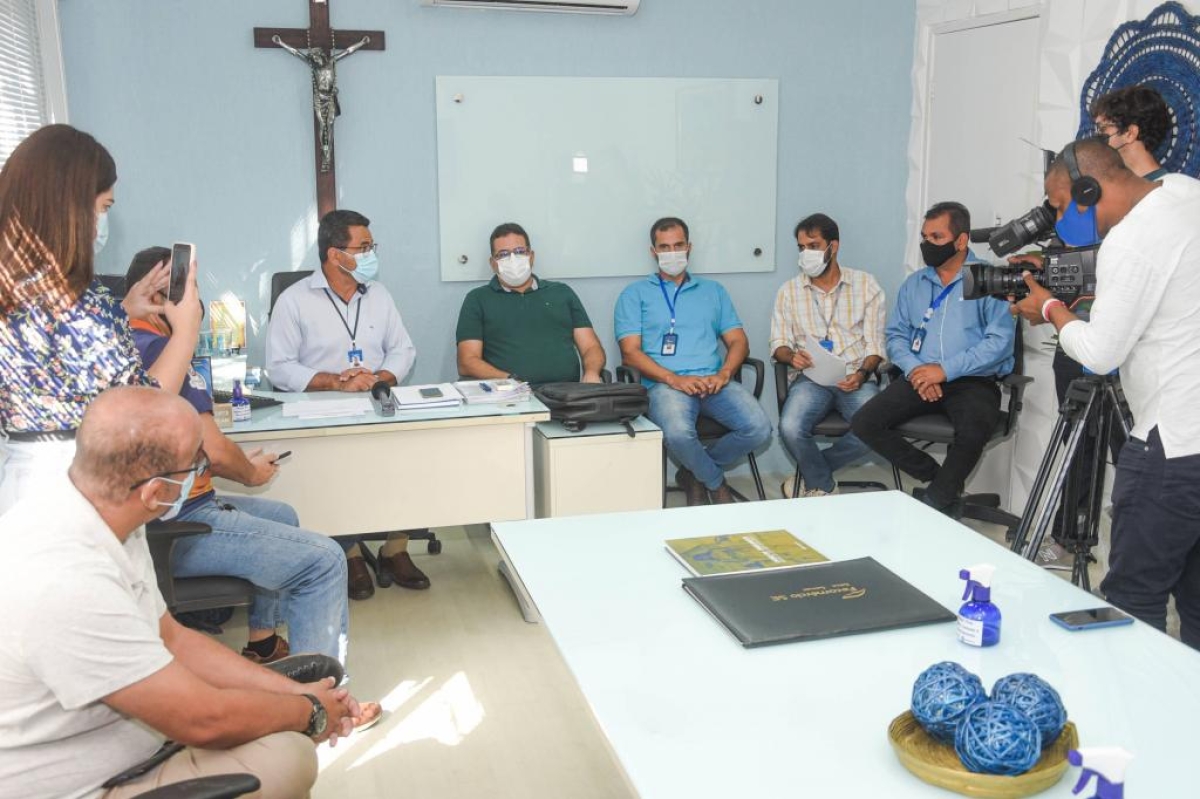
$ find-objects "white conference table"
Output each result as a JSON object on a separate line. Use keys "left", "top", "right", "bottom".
{"left": 492, "top": 491, "right": 1200, "bottom": 798}
{"left": 213, "top": 391, "right": 550, "bottom": 536}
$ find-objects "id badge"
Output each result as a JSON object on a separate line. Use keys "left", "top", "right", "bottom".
{"left": 661, "top": 333, "right": 678, "bottom": 356}
{"left": 348, "top": 347, "right": 364, "bottom": 366}
{"left": 819, "top": 338, "right": 834, "bottom": 353}
{"left": 910, "top": 330, "right": 925, "bottom": 354}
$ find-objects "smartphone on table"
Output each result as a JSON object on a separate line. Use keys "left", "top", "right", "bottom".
{"left": 419, "top": 387, "right": 444, "bottom": 399}
{"left": 1049, "top": 607, "right": 1134, "bottom": 631}
{"left": 169, "top": 242, "right": 194, "bottom": 303}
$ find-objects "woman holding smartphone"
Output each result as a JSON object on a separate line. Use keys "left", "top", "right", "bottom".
{"left": 0, "top": 124, "right": 203, "bottom": 511}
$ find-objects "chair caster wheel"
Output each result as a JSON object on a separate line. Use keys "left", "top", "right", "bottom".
{"left": 428, "top": 539, "right": 443, "bottom": 555}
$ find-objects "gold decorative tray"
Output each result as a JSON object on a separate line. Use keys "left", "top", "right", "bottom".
{"left": 888, "top": 711, "right": 1078, "bottom": 798}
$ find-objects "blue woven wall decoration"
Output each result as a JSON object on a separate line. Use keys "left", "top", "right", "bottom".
{"left": 1077, "top": 1, "right": 1200, "bottom": 177}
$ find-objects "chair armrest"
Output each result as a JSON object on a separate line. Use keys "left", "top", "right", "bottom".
{"left": 145, "top": 521, "right": 212, "bottom": 610}
{"left": 740, "top": 357, "right": 765, "bottom": 399}
{"left": 599, "top": 368, "right": 613, "bottom": 384}
{"left": 132, "top": 774, "right": 261, "bottom": 799}
{"left": 772, "top": 360, "right": 789, "bottom": 412}
{"left": 1000, "top": 373, "right": 1034, "bottom": 436}
{"left": 615, "top": 365, "right": 640, "bottom": 384}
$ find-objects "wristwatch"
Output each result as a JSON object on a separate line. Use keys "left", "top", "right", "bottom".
{"left": 301, "top": 693, "right": 327, "bottom": 739}
{"left": 855, "top": 367, "right": 872, "bottom": 380}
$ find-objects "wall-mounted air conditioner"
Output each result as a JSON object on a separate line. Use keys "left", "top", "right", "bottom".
{"left": 420, "top": 0, "right": 639, "bottom": 15}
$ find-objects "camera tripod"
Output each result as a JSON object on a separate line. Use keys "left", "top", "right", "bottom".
{"left": 1010, "top": 374, "right": 1132, "bottom": 589}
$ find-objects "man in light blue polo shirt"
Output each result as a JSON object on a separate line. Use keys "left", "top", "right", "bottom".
{"left": 615, "top": 217, "right": 771, "bottom": 505}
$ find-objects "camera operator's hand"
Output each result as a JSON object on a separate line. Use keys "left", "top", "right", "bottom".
{"left": 1009, "top": 271, "right": 1054, "bottom": 326}
{"left": 1007, "top": 253, "right": 1046, "bottom": 271}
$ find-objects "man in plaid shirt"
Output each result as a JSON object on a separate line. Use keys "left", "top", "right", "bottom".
{"left": 770, "top": 213, "right": 886, "bottom": 497}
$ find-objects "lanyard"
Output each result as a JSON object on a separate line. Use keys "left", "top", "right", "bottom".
{"left": 657, "top": 277, "right": 685, "bottom": 332}
{"left": 916, "top": 279, "right": 958, "bottom": 333}
{"left": 323, "top": 289, "right": 362, "bottom": 346}
{"left": 810, "top": 282, "right": 843, "bottom": 341}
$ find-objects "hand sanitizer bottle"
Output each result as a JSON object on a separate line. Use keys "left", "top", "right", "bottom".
{"left": 957, "top": 564, "right": 1000, "bottom": 647}
{"left": 231, "top": 379, "right": 251, "bottom": 423}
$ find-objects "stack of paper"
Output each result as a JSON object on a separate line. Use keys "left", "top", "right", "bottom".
{"left": 391, "top": 383, "right": 464, "bottom": 410}
{"left": 281, "top": 398, "right": 372, "bottom": 419}
{"left": 453, "top": 379, "right": 532, "bottom": 405}
{"left": 802, "top": 334, "right": 849, "bottom": 387}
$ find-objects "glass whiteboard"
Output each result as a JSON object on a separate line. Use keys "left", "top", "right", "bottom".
{"left": 435, "top": 76, "right": 779, "bottom": 281}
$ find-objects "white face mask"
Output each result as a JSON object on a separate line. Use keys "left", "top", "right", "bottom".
{"left": 496, "top": 253, "right": 532, "bottom": 287}
{"left": 798, "top": 246, "right": 830, "bottom": 278}
{"left": 94, "top": 212, "right": 109, "bottom": 255}
{"left": 657, "top": 250, "right": 688, "bottom": 277}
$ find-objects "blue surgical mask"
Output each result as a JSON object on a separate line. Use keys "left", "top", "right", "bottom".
{"left": 94, "top": 212, "right": 109, "bottom": 254}
{"left": 154, "top": 470, "right": 197, "bottom": 521}
{"left": 340, "top": 250, "right": 378, "bottom": 284}
{"left": 1055, "top": 202, "right": 1100, "bottom": 247}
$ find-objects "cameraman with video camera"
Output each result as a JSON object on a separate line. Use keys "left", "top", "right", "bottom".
{"left": 1011, "top": 139, "right": 1200, "bottom": 650}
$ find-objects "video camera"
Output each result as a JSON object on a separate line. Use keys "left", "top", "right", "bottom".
{"left": 962, "top": 199, "right": 1097, "bottom": 302}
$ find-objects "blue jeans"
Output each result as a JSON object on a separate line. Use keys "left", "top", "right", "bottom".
{"left": 174, "top": 494, "right": 349, "bottom": 661}
{"left": 647, "top": 380, "right": 772, "bottom": 490}
{"left": 778, "top": 375, "right": 878, "bottom": 493}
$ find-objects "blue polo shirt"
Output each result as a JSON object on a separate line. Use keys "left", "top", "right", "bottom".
{"left": 614, "top": 273, "right": 742, "bottom": 376}
{"left": 885, "top": 253, "right": 1015, "bottom": 381}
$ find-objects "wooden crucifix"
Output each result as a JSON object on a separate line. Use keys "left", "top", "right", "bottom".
{"left": 254, "top": 0, "right": 385, "bottom": 217}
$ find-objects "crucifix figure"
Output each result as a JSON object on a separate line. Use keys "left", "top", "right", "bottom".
{"left": 255, "top": 0, "right": 385, "bottom": 216}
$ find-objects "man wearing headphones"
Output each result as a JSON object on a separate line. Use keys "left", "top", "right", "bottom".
{"left": 1012, "top": 139, "right": 1200, "bottom": 651}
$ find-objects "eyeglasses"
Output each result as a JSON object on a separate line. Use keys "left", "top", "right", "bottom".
{"left": 129, "top": 451, "right": 210, "bottom": 490}
{"left": 342, "top": 242, "right": 379, "bottom": 255}
{"left": 492, "top": 247, "right": 531, "bottom": 260}
{"left": 1093, "top": 123, "right": 1121, "bottom": 137}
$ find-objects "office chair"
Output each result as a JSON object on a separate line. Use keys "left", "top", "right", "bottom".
{"left": 133, "top": 774, "right": 261, "bottom": 799}
{"left": 885, "top": 323, "right": 1031, "bottom": 532}
{"left": 268, "top": 270, "right": 441, "bottom": 587}
{"left": 617, "top": 358, "right": 768, "bottom": 503}
{"left": 145, "top": 521, "right": 257, "bottom": 617}
{"left": 96, "top": 273, "right": 126, "bottom": 299}
{"left": 771, "top": 361, "right": 889, "bottom": 498}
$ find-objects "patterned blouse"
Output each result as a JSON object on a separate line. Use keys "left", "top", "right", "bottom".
{"left": 0, "top": 281, "right": 155, "bottom": 434}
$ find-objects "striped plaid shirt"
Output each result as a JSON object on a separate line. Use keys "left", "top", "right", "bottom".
{"left": 769, "top": 265, "right": 886, "bottom": 378}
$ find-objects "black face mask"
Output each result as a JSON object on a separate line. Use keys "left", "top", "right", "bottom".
{"left": 920, "top": 240, "right": 959, "bottom": 269}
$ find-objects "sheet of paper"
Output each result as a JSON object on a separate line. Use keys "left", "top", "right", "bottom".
{"left": 802, "top": 335, "right": 849, "bottom": 387}
{"left": 281, "top": 398, "right": 372, "bottom": 419}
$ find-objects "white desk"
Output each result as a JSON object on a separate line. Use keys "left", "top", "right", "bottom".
{"left": 214, "top": 392, "right": 550, "bottom": 536}
{"left": 533, "top": 418, "right": 663, "bottom": 519}
{"left": 492, "top": 492, "right": 1200, "bottom": 798}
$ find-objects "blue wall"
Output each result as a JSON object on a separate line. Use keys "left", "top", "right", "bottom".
{"left": 62, "top": 0, "right": 914, "bottom": 471}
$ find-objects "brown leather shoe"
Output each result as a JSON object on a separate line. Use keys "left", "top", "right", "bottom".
{"left": 676, "top": 469, "right": 709, "bottom": 506}
{"left": 381, "top": 551, "right": 430, "bottom": 590}
{"left": 347, "top": 555, "right": 375, "bottom": 601}
{"left": 709, "top": 481, "right": 736, "bottom": 504}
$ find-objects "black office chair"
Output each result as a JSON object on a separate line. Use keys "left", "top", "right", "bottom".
{"left": 268, "top": 270, "right": 442, "bottom": 585}
{"left": 146, "top": 521, "right": 257, "bottom": 618}
{"left": 617, "top": 358, "right": 768, "bottom": 503}
{"left": 771, "top": 361, "right": 889, "bottom": 498}
{"left": 885, "top": 323, "right": 1031, "bottom": 531}
{"left": 96, "top": 273, "right": 127, "bottom": 299}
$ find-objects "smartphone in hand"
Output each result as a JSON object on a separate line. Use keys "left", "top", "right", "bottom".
{"left": 169, "top": 242, "right": 194, "bottom": 303}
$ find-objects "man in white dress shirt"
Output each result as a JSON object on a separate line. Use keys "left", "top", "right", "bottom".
{"left": 1012, "top": 139, "right": 1200, "bottom": 650}
{"left": 266, "top": 209, "right": 427, "bottom": 598}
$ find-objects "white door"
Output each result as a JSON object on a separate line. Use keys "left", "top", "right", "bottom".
{"left": 921, "top": 14, "right": 1042, "bottom": 503}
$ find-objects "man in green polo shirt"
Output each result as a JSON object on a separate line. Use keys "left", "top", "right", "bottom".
{"left": 456, "top": 222, "right": 606, "bottom": 386}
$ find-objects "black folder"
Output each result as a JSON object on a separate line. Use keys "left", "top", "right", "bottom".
{"left": 682, "top": 557, "right": 955, "bottom": 648}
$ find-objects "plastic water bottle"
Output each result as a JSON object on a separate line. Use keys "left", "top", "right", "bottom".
{"left": 231, "top": 379, "right": 251, "bottom": 423}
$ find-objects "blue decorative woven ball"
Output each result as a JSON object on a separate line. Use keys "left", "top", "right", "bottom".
{"left": 911, "top": 662, "right": 988, "bottom": 743}
{"left": 991, "top": 673, "right": 1067, "bottom": 747}
{"left": 954, "top": 701, "right": 1042, "bottom": 775}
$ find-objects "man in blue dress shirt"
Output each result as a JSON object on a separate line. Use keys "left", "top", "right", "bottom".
{"left": 851, "top": 202, "right": 1015, "bottom": 513}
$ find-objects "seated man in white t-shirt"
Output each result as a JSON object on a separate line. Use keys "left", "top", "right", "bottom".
{"left": 266, "top": 208, "right": 428, "bottom": 598}
{"left": 0, "top": 387, "right": 365, "bottom": 798}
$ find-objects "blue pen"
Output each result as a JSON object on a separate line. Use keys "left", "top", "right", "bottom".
{"left": 480, "top": 382, "right": 493, "bottom": 392}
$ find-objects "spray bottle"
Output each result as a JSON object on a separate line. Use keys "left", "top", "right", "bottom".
{"left": 1068, "top": 747, "right": 1133, "bottom": 799}
{"left": 957, "top": 564, "right": 1000, "bottom": 647}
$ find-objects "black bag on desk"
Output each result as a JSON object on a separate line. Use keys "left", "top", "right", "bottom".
{"left": 534, "top": 382, "right": 649, "bottom": 435}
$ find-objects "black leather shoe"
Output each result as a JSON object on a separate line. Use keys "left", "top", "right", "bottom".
{"left": 709, "top": 481, "right": 736, "bottom": 504}
{"left": 676, "top": 469, "right": 709, "bottom": 506}
{"left": 347, "top": 555, "right": 375, "bottom": 600}
{"left": 381, "top": 551, "right": 431, "bottom": 590}
{"left": 268, "top": 653, "right": 345, "bottom": 686}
